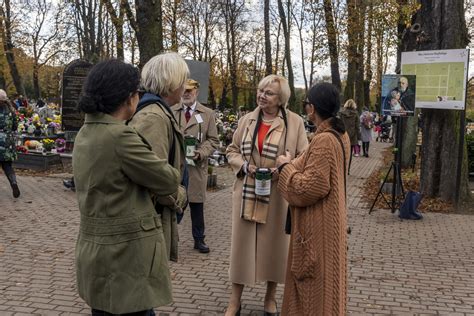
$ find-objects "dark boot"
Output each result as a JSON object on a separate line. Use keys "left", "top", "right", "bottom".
{"left": 11, "top": 182, "right": 20, "bottom": 198}
{"left": 194, "top": 239, "right": 210, "bottom": 253}
{"left": 4, "top": 167, "right": 20, "bottom": 198}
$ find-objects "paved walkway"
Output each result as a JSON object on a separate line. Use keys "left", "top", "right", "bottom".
{"left": 1, "top": 141, "right": 474, "bottom": 315}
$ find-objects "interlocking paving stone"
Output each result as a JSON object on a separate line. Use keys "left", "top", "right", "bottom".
{"left": 1, "top": 141, "right": 474, "bottom": 315}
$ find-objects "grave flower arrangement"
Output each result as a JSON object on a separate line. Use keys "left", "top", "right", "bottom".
{"left": 55, "top": 138, "right": 66, "bottom": 153}
{"left": 42, "top": 138, "right": 55, "bottom": 152}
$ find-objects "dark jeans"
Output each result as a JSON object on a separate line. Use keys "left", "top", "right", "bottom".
{"left": 362, "top": 142, "right": 370, "bottom": 156}
{"left": 91, "top": 309, "right": 155, "bottom": 316}
{"left": 1, "top": 161, "right": 17, "bottom": 185}
{"left": 190, "top": 202, "right": 205, "bottom": 241}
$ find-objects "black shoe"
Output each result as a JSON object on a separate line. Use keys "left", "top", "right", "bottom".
{"left": 63, "top": 179, "right": 75, "bottom": 190}
{"left": 194, "top": 240, "right": 210, "bottom": 253}
{"left": 11, "top": 183, "right": 20, "bottom": 198}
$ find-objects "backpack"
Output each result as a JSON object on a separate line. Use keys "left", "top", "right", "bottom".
{"left": 399, "top": 191, "right": 423, "bottom": 220}
{"left": 362, "top": 112, "right": 373, "bottom": 129}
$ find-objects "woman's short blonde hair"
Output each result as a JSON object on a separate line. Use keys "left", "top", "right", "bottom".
{"left": 258, "top": 74, "right": 291, "bottom": 108}
{"left": 344, "top": 99, "right": 357, "bottom": 110}
{"left": 141, "top": 52, "right": 189, "bottom": 97}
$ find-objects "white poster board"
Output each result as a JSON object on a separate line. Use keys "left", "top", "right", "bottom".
{"left": 401, "top": 49, "right": 469, "bottom": 110}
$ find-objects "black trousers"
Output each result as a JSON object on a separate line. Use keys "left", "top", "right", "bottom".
{"left": 362, "top": 142, "right": 370, "bottom": 156}
{"left": 91, "top": 309, "right": 155, "bottom": 316}
{"left": 190, "top": 202, "right": 205, "bottom": 241}
{"left": 1, "top": 161, "right": 17, "bottom": 185}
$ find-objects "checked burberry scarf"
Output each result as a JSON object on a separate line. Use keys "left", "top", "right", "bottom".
{"left": 240, "top": 121, "right": 283, "bottom": 223}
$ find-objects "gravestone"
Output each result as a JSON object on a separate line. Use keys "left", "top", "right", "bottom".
{"left": 61, "top": 59, "right": 93, "bottom": 132}
{"left": 185, "top": 60, "right": 210, "bottom": 105}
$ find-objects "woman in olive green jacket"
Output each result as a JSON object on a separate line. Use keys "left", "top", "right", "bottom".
{"left": 73, "top": 59, "right": 181, "bottom": 315}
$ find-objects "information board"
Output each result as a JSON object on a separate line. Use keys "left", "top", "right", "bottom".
{"left": 401, "top": 49, "right": 469, "bottom": 110}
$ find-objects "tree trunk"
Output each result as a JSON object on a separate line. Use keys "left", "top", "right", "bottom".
{"left": 33, "top": 64, "right": 40, "bottom": 99}
{"left": 396, "top": 0, "right": 417, "bottom": 168}
{"left": 322, "top": 0, "right": 341, "bottom": 91}
{"left": 364, "top": 1, "right": 373, "bottom": 109}
{"left": 374, "top": 27, "right": 383, "bottom": 113}
{"left": 402, "top": 0, "right": 469, "bottom": 202}
{"left": 354, "top": 1, "right": 366, "bottom": 109}
{"left": 0, "top": 0, "right": 25, "bottom": 96}
{"left": 135, "top": 0, "right": 163, "bottom": 67}
{"left": 344, "top": 0, "right": 358, "bottom": 101}
{"left": 101, "top": 0, "right": 125, "bottom": 60}
{"left": 277, "top": 0, "right": 296, "bottom": 110}
{"left": 264, "top": 0, "right": 272, "bottom": 75}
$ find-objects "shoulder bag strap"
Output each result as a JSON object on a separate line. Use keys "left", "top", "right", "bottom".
{"left": 326, "top": 129, "right": 347, "bottom": 206}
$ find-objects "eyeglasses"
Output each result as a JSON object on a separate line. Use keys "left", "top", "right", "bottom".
{"left": 258, "top": 89, "right": 279, "bottom": 97}
{"left": 302, "top": 100, "right": 312, "bottom": 107}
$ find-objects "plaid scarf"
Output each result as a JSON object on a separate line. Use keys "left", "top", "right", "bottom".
{"left": 240, "top": 122, "right": 283, "bottom": 223}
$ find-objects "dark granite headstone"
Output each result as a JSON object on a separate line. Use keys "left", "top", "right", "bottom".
{"left": 61, "top": 59, "right": 93, "bottom": 131}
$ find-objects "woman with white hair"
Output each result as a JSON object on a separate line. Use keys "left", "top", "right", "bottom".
{"left": 128, "top": 52, "right": 189, "bottom": 262}
{"left": 0, "top": 89, "right": 20, "bottom": 198}
{"left": 225, "top": 75, "right": 308, "bottom": 315}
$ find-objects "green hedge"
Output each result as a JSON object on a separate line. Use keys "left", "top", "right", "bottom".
{"left": 467, "top": 132, "right": 474, "bottom": 175}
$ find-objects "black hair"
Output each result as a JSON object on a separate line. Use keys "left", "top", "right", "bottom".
{"left": 307, "top": 82, "right": 346, "bottom": 134}
{"left": 78, "top": 59, "right": 140, "bottom": 114}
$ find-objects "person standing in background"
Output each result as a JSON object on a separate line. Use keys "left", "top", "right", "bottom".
{"left": 360, "top": 107, "right": 373, "bottom": 157}
{"left": 0, "top": 89, "right": 20, "bottom": 198}
{"left": 171, "top": 79, "right": 219, "bottom": 253}
{"left": 128, "top": 52, "right": 189, "bottom": 262}
{"left": 339, "top": 99, "right": 360, "bottom": 174}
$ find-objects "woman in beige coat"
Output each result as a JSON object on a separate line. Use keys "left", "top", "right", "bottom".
{"left": 225, "top": 75, "right": 308, "bottom": 315}
{"left": 276, "top": 83, "right": 350, "bottom": 316}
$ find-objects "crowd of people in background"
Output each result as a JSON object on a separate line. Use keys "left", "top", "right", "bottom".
{"left": 0, "top": 52, "right": 401, "bottom": 316}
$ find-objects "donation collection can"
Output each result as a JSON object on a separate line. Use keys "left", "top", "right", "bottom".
{"left": 255, "top": 167, "right": 272, "bottom": 196}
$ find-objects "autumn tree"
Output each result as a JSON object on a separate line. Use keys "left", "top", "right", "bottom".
{"left": 344, "top": 0, "right": 365, "bottom": 105}
{"left": 101, "top": 0, "right": 126, "bottom": 60}
{"left": 16, "top": 0, "right": 70, "bottom": 99}
{"left": 0, "top": 0, "right": 25, "bottom": 95}
{"left": 322, "top": 0, "right": 342, "bottom": 91}
{"left": 220, "top": 0, "right": 247, "bottom": 111}
{"left": 277, "top": 0, "right": 296, "bottom": 109}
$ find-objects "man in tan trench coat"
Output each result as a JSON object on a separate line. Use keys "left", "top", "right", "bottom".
{"left": 171, "top": 79, "right": 219, "bottom": 253}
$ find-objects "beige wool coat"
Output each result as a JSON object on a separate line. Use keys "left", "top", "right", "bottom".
{"left": 128, "top": 100, "right": 186, "bottom": 262}
{"left": 171, "top": 102, "right": 219, "bottom": 203}
{"left": 278, "top": 119, "right": 350, "bottom": 316}
{"left": 226, "top": 107, "right": 308, "bottom": 285}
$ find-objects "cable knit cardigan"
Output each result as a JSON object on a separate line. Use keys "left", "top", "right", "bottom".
{"left": 277, "top": 119, "right": 350, "bottom": 316}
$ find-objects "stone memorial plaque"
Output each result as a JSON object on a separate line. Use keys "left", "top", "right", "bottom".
{"left": 61, "top": 60, "right": 93, "bottom": 131}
